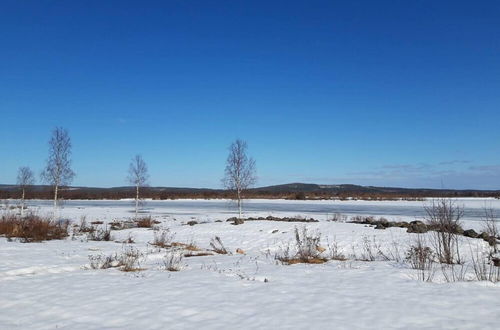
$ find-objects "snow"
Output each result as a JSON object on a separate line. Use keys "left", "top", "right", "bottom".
{"left": 0, "top": 199, "right": 499, "bottom": 329}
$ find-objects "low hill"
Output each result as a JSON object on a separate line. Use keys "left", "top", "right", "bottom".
{"left": 1, "top": 183, "right": 499, "bottom": 200}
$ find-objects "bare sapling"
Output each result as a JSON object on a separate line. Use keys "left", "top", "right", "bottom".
{"left": 424, "top": 199, "right": 463, "bottom": 264}
{"left": 41, "top": 127, "right": 75, "bottom": 217}
{"left": 16, "top": 166, "right": 35, "bottom": 217}
{"left": 127, "top": 155, "right": 149, "bottom": 219}
{"left": 222, "top": 139, "right": 256, "bottom": 220}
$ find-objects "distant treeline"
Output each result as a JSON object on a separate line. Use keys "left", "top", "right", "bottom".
{"left": 1, "top": 187, "right": 499, "bottom": 201}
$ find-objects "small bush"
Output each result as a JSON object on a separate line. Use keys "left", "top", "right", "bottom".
{"left": 406, "top": 235, "right": 435, "bottom": 282}
{"left": 88, "top": 246, "right": 144, "bottom": 272}
{"left": 329, "top": 213, "right": 347, "bottom": 222}
{"left": 425, "top": 199, "right": 463, "bottom": 264}
{"left": 76, "top": 216, "right": 94, "bottom": 234}
{"left": 163, "top": 251, "right": 183, "bottom": 271}
{"left": 87, "top": 226, "right": 113, "bottom": 241}
{"left": 327, "top": 237, "right": 347, "bottom": 261}
{"left": 276, "top": 227, "right": 328, "bottom": 264}
{"left": 470, "top": 247, "right": 500, "bottom": 283}
{"left": 358, "top": 236, "right": 377, "bottom": 261}
{"left": 88, "top": 253, "right": 120, "bottom": 269}
{"left": 0, "top": 213, "right": 69, "bottom": 242}
{"left": 151, "top": 229, "right": 175, "bottom": 248}
{"left": 136, "top": 216, "right": 155, "bottom": 228}
{"left": 350, "top": 215, "right": 377, "bottom": 224}
{"left": 120, "top": 246, "right": 144, "bottom": 272}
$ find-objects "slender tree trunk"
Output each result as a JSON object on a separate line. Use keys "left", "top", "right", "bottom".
{"left": 21, "top": 188, "right": 25, "bottom": 217}
{"left": 135, "top": 184, "right": 139, "bottom": 219}
{"left": 237, "top": 188, "right": 242, "bottom": 219}
{"left": 54, "top": 184, "right": 58, "bottom": 217}
{"left": 54, "top": 185, "right": 58, "bottom": 208}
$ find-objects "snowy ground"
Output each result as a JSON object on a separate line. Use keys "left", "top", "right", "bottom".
{"left": 0, "top": 199, "right": 499, "bottom": 329}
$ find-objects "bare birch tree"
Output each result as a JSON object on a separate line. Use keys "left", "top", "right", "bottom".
{"left": 41, "top": 127, "right": 75, "bottom": 213}
{"left": 222, "top": 139, "right": 256, "bottom": 220}
{"left": 127, "top": 155, "right": 149, "bottom": 218}
{"left": 17, "top": 166, "right": 35, "bottom": 217}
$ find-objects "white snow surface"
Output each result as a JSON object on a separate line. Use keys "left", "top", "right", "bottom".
{"left": 0, "top": 199, "right": 499, "bottom": 329}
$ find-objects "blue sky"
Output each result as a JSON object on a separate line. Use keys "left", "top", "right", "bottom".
{"left": 1, "top": 0, "right": 500, "bottom": 189}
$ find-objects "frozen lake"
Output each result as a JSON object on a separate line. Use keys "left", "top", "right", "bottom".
{"left": 22, "top": 198, "right": 500, "bottom": 228}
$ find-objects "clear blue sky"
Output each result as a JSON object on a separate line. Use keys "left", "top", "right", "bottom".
{"left": 1, "top": 0, "right": 499, "bottom": 189}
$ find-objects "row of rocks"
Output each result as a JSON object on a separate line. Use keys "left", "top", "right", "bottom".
{"left": 226, "top": 216, "right": 319, "bottom": 225}
{"left": 109, "top": 219, "right": 161, "bottom": 230}
{"left": 349, "top": 216, "right": 498, "bottom": 247}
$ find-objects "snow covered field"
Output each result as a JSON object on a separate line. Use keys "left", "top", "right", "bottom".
{"left": 0, "top": 199, "right": 499, "bottom": 329}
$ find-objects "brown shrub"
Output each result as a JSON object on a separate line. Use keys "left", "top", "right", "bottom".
{"left": 135, "top": 216, "right": 155, "bottom": 228}
{"left": 0, "top": 213, "right": 69, "bottom": 242}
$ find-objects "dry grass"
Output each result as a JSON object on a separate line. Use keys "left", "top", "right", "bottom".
{"left": 151, "top": 229, "right": 175, "bottom": 248}
{"left": 89, "top": 246, "right": 145, "bottom": 272}
{"left": 76, "top": 217, "right": 94, "bottom": 233}
{"left": 405, "top": 235, "right": 436, "bottom": 282}
{"left": 284, "top": 257, "right": 328, "bottom": 265}
{"left": 172, "top": 242, "right": 201, "bottom": 251}
{"left": 327, "top": 237, "right": 347, "bottom": 261}
{"left": 0, "top": 213, "right": 69, "bottom": 242}
{"left": 470, "top": 247, "right": 500, "bottom": 283}
{"left": 120, "top": 246, "right": 145, "bottom": 272}
{"left": 163, "top": 251, "right": 183, "bottom": 271}
{"left": 150, "top": 229, "right": 202, "bottom": 253}
{"left": 135, "top": 216, "right": 156, "bottom": 228}
{"left": 329, "top": 213, "right": 348, "bottom": 222}
{"left": 210, "top": 236, "right": 229, "bottom": 254}
{"left": 276, "top": 227, "right": 328, "bottom": 265}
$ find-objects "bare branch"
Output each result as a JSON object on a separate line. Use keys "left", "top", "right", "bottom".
{"left": 17, "top": 166, "right": 35, "bottom": 188}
